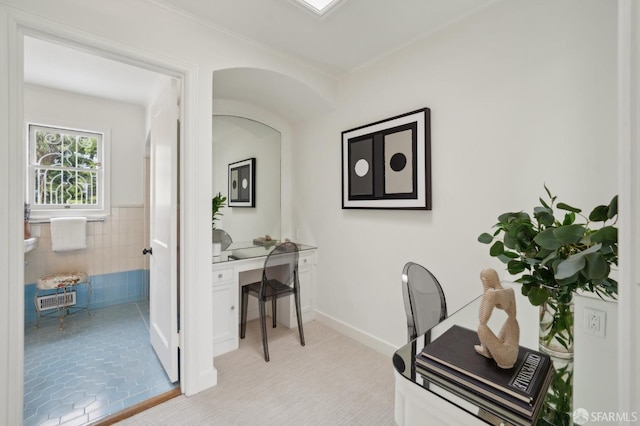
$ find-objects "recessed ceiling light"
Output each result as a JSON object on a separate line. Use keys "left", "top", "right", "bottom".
{"left": 291, "top": 0, "right": 345, "bottom": 16}
{"left": 302, "top": 0, "right": 333, "bottom": 11}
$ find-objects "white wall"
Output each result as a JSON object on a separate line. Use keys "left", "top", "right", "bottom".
{"left": 24, "top": 85, "right": 146, "bottom": 207}
{"left": 293, "top": 0, "right": 618, "bottom": 352}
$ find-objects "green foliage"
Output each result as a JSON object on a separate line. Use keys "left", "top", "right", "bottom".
{"left": 537, "top": 362, "right": 573, "bottom": 426}
{"left": 212, "top": 192, "right": 227, "bottom": 230}
{"left": 34, "top": 129, "right": 100, "bottom": 205}
{"left": 478, "top": 185, "right": 618, "bottom": 306}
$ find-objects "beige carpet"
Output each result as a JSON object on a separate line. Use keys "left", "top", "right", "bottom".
{"left": 116, "top": 319, "right": 396, "bottom": 425}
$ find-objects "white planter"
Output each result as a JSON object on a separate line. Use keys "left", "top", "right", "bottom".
{"left": 213, "top": 242, "right": 222, "bottom": 257}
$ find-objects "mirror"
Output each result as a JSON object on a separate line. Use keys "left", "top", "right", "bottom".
{"left": 212, "top": 115, "right": 281, "bottom": 243}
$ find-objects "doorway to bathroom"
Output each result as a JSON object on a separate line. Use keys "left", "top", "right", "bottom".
{"left": 21, "top": 34, "right": 182, "bottom": 424}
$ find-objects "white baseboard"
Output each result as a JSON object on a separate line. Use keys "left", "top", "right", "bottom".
{"left": 314, "top": 309, "right": 398, "bottom": 358}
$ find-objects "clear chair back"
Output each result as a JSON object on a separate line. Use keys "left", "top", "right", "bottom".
{"left": 264, "top": 242, "right": 299, "bottom": 286}
{"left": 402, "top": 262, "right": 447, "bottom": 342}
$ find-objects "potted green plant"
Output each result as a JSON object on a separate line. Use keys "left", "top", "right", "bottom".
{"left": 477, "top": 185, "right": 618, "bottom": 358}
{"left": 212, "top": 192, "right": 227, "bottom": 256}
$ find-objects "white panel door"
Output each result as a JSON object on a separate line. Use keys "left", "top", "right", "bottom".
{"left": 149, "top": 77, "right": 179, "bottom": 382}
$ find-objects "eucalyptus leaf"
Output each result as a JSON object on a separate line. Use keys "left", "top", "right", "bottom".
{"left": 556, "top": 273, "right": 579, "bottom": 286}
{"left": 589, "top": 205, "right": 609, "bottom": 222}
{"left": 478, "top": 232, "right": 493, "bottom": 244}
{"left": 497, "top": 212, "right": 517, "bottom": 223}
{"left": 538, "top": 211, "right": 555, "bottom": 227}
{"left": 501, "top": 251, "right": 519, "bottom": 259}
{"left": 608, "top": 195, "right": 618, "bottom": 219}
{"left": 557, "top": 202, "right": 581, "bottom": 213}
{"left": 539, "top": 198, "right": 550, "bottom": 209}
{"left": 555, "top": 255, "right": 585, "bottom": 280}
{"left": 489, "top": 241, "right": 504, "bottom": 256}
{"left": 554, "top": 244, "right": 602, "bottom": 280}
{"left": 584, "top": 252, "right": 609, "bottom": 281}
{"left": 507, "top": 260, "right": 526, "bottom": 274}
{"left": 517, "top": 275, "right": 536, "bottom": 285}
{"left": 591, "top": 226, "right": 617, "bottom": 244}
{"left": 553, "top": 224, "right": 585, "bottom": 244}
{"left": 527, "top": 286, "right": 549, "bottom": 305}
{"left": 540, "top": 250, "right": 560, "bottom": 267}
{"left": 534, "top": 228, "right": 563, "bottom": 250}
{"left": 562, "top": 212, "right": 575, "bottom": 226}
{"left": 544, "top": 183, "right": 554, "bottom": 201}
{"left": 537, "top": 267, "right": 555, "bottom": 282}
{"left": 503, "top": 232, "right": 519, "bottom": 250}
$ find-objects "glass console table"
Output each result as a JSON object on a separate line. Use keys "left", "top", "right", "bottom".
{"left": 393, "top": 289, "right": 574, "bottom": 426}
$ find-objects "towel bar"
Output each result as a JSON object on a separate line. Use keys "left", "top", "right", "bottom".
{"left": 29, "top": 216, "right": 106, "bottom": 224}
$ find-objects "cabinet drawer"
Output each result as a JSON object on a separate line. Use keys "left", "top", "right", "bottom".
{"left": 212, "top": 268, "right": 233, "bottom": 284}
{"left": 299, "top": 252, "right": 314, "bottom": 267}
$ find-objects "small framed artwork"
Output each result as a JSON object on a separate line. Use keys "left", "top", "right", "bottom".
{"left": 342, "top": 108, "right": 431, "bottom": 210}
{"left": 228, "top": 158, "right": 256, "bottom": 207}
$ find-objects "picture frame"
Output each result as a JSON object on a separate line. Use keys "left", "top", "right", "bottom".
{"left": 341, "top": 108, "right": 431, "bottom": 210}
{"left": 228, "top": 158, "right": 256, "bottom": 207}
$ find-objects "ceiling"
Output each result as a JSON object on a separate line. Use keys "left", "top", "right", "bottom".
{"left": 154, "top": 0, "right": 495, "bottom": 76}
{"left": 24, "top": 37, "right": 164, "bottom": 107}
{"left": 23, "top": 0, "right": 495, "bottom": 115}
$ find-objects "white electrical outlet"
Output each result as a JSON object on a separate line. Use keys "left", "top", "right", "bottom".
{"left": 584, "top": 308, "right": 606, "bottom": 337}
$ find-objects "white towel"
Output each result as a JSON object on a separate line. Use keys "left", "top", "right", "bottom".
{"left": 50, "top": 217, "right": 87, "bottom": 252}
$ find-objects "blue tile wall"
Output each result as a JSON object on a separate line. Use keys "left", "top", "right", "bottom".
{"left": 24, "top": 269, "right": 150, "bottom": 324}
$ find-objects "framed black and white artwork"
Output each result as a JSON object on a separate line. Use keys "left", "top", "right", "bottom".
{"left": 228, "top": 158, "right": 256, "bottom": 207}
{"left": 341, "top": 108, "right": 431, "bottom": 210}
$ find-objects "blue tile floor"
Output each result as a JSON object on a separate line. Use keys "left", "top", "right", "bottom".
{"left": 23, "top": 301, "right": 177, "bottom": 425}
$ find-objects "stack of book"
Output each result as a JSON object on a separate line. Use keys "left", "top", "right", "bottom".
{"left": 415, "top": 325, "right": 554, "bottom": 426}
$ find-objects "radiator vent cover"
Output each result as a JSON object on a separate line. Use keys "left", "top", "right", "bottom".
{"left": 36, "top": 291, "right": 77, "bottom": 311}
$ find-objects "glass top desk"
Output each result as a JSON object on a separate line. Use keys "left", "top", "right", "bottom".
{"left": 212, "top": 241, "right": 317, "bottom": 263}
{"left": 211, "top": 241, "right": 317, "bottom": 357}
{"left": 393, "top": 290, "right": 566, "bottom": 426}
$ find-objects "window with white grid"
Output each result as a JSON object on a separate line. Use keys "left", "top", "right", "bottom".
{"left": 28, "top": 124, "right": 110, "bottom": 217}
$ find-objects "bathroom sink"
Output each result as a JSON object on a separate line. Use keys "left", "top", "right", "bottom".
{"left": 24, "top": 237, "right": 38, "bottom": 253}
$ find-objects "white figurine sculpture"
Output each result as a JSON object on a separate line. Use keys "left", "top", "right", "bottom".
{"left": 474, "top": 268, "right": 520, "bottom": 369}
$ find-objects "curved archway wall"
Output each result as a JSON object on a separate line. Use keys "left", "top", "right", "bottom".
{"left": 213, "top": 67, "right": 335, "bottom": 244}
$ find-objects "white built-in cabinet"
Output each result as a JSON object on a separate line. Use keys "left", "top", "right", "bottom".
{"left": 211, "top": 267, "right": 237, "bottom": 357}
{"left": 212, "top": 248, "right": 317, "bottom": 357}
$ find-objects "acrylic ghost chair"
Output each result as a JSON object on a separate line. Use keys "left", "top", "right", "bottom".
{"left": 401, "top": 262, "right": 448, "bottom": 381}
{"left": 240, "top": 241, "right": 305, "bottom": 361}
{"left": 213, "top": 229, "right": 233, "bottom": 250}
{"left": 402, "top": 262, "right": 448, "bottom": 345}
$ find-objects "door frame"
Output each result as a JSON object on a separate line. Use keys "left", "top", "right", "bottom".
{"left": 617, "top": 0, "right": 639, "bottom": 414}
{"left": 4, "top": 12, "right": 214, "bottom": 423}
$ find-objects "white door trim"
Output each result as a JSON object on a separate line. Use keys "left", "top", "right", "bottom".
{"left": 616, "top": 0, "right": 639, "bottom": 415}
